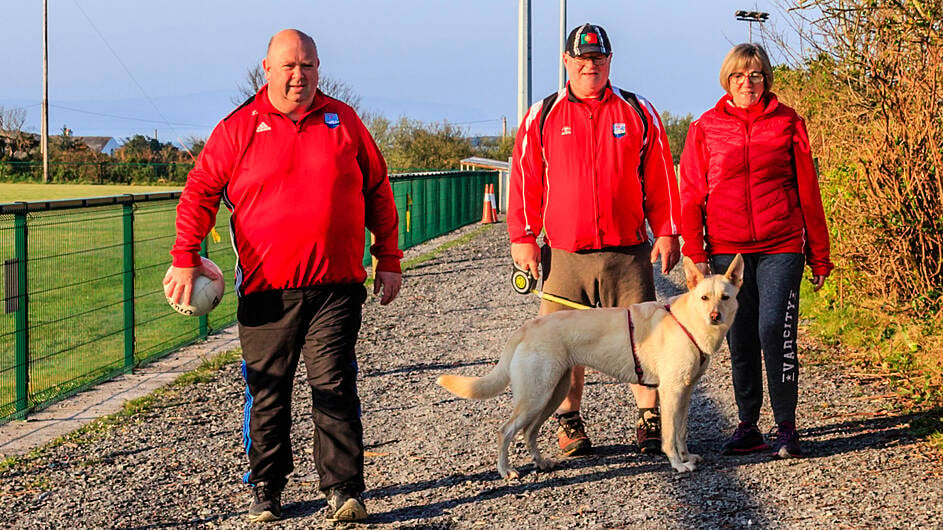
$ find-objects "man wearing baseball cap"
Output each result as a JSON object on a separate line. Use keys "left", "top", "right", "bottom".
{"left": 508, "top": 23, "right": 681, "bottom": 457}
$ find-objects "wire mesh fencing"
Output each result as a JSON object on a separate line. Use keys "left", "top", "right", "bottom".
{"left": 0, "top": 169, "right": 497, "bottom": 423}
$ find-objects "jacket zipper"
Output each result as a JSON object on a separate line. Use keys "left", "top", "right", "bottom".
{"left": 743, "top": 119, "right": 756, "bottom": 242}
{"left": 590, "top": 108, "right": 601, "bottom": 248}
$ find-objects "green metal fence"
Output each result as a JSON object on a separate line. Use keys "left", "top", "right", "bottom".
{"left": 0, "top": 169, "right": 497, "bottom": 423}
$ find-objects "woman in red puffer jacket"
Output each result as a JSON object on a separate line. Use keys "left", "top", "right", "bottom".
{"left": 680, "top": 43, "right": 833, "bottom": 459}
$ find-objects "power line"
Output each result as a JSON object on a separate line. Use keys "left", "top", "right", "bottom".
{"left": 449, "top": 118, "right": 504, "bottom": 125}
{"left": 50, "top": 104, "right": 211, "bottom": 128}
{"left": 71, "top": 0, "right": 198, "bottom": 160}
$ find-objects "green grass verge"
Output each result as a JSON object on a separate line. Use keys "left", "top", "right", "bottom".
{"left": 800, "top": 277, "right": 943, "bottom": 452}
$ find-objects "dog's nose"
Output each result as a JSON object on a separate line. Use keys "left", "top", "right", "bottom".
{"left": 710, "top": 311, "right": 721, "bottom": 323}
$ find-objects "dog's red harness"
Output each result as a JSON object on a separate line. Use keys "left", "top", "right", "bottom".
{"left": 664, "top": 304, "right": 709, "bottom": 365}
{"left": 626, "top": 306, "right": 709, "bottom": 387}
{"left": 625, "top": 310, "right": 657, "bottom": 388}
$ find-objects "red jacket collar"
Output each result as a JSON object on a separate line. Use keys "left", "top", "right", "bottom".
{"left": 715, "top": 91, "right": 780, "bottom": 117}
{"left": 566, "top": 81, "right": 613, "bottom": 103}
{"left": 254, "top": 84, "right": 330, "bottom": 120}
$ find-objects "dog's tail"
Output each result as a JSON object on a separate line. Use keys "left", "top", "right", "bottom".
{"left": 436, "top": 327, "right": 522, "bottom": 399}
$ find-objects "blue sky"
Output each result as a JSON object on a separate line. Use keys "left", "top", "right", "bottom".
{"left": 1, "top": 1, "right": 785, "bottom": 145}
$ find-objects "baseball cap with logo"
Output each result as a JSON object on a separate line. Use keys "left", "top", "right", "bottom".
{"left": 565, "top": 23, "right": 611, "bottom": 57}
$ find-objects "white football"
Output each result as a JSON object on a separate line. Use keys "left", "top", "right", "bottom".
{"left": 166, "top": 257, "right": 225, "bottom": 317}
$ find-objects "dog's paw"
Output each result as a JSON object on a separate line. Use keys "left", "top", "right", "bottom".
{"left": 670, "top": 459, "right": 697, "bottom": 473}
{"left": 687, "top": 453, "right": 703, "bottom": 464}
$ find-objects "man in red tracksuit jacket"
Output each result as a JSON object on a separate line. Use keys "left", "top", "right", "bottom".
{"left": 164, "top": 29, "right": 401, "bottom": 524}
{"left": 508, "top": 23, "right": 681, "bottom": 457}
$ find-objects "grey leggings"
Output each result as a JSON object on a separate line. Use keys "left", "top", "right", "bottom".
{"left": 711, "top": 253, "right": 805, "bottom": 425}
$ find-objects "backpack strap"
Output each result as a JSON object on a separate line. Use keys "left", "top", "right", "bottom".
{"left": 536, "top": 90, "right": 565, "bottom": 149}
{"left": 615, "top": 88, "right": 650, "bottom": 170}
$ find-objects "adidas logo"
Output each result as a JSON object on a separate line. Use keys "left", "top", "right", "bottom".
{"left": 255, "top": 121, "right": 271, "bottom": 133}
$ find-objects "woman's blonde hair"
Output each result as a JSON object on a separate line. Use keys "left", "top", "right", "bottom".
{"left": 719, "top": 43, "right": 774, "bottom": 94}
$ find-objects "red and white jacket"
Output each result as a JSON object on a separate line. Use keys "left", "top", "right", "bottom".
{"left": 680, "top": 93, "right": 833, "bottom": 276}
{"left": 508, "top": 84, "right": 680, "bottom": 251}
{"left": 171, "top": 86, "right": 401, "bottom": 296}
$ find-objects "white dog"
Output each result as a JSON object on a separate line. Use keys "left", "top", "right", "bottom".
{"left": 437, "top": 255, "right": 744, "bottom": 477}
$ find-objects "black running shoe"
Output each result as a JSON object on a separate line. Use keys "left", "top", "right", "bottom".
{"left": 247, "top": 479, "right": 285, "bottom": 523}
{"left": 771, "top": 421, "right": 803, "bottom": 458}
{"left": 325, "top": 484, "right": 368, "bottom": 522}
{"left": 721, "top": 421, "right": 770, "bottom": 455}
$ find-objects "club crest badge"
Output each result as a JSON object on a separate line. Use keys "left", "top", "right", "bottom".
{"left": 613, "top": 123, "right": 626, "bottom": 138}
{"left": 325, "top": 113, "right": 340, "bottom": 128}
{"left": 561, "top": 126, "right": 572, "bottom": 136}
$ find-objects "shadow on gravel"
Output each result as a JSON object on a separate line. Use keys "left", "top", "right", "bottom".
{"left": 364, "top": 461, "right": 665, "bottom": 524}
{"left": 364, "top": 359, "right": 493, "bottom": 379}
{"left": 799, "top": 412, "right": 921, "bottom": 458}
{"left": 124, "top": 511, "right": 245, "bottom": 529}
{"left": 406, "top": 258, "right": 506, "bottom": 276}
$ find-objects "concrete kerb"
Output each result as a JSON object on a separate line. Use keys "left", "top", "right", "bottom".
{"left": 0, "top": 326, "right": 241, "bottom": 459}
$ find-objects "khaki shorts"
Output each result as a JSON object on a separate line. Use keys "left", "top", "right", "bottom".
{"left": 539, "top": 243, "right": 656, "bottom": 314}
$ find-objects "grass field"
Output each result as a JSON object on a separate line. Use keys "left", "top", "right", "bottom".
{"left": 0, "top": 183, "right": 182, "bottom": 203}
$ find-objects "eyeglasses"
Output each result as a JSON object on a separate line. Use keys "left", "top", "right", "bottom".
{"left": 729, "top": 72, "right": 765, "bottom": 84}
{"left": 569, "top": 54, "right": 609, "bottom": 66}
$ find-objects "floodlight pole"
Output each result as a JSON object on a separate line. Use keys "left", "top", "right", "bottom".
{"left": 518, "top": 0, "right": 532, "bottom": 125}
{"left": 559, "top": 0, "right": 566, "bottom": 90}
{"left": 42, "top": 0, "right": 49, "bottom": 183}
{"left": 735, "top": 10, "right": 769, "bottom": 42}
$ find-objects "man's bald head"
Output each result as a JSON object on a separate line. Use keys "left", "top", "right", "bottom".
{"left": 267, "top": 29, "right": 318, "bottom": 59}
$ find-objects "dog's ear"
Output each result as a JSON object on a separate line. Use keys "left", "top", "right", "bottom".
{"left": 724, "top": 254, "right": 745, "bottom": 288}
{"left": 683, "top": 256, "right": 704, "bottom": 290}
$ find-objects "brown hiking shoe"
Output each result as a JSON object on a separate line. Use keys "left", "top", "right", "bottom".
{"left": 636, "top": 408, "right": 663, "bottom": 455}
{"left": 556, "top": 411, "right": 592, "bottom": 456}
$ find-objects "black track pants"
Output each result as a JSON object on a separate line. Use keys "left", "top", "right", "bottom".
{"left": 237, "top": 284, "right": 367, "bottom": 493}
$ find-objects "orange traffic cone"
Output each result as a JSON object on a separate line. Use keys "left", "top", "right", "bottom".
{"left": 481, "top": 185, "right": 496, "bottom": 224}
{"left": 488, "top": 183, "right": 499, "bottom": 221}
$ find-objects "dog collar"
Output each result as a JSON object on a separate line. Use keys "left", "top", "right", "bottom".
{"left": 664, "top": 304, "right": 709, "bottom": 365}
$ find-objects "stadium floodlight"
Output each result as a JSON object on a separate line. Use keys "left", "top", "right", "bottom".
{"left": 735, "top": 10, "right": 770, "bottom": 42}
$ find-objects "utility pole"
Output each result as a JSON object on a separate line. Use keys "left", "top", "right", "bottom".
{"left": 502, "top": 116, "right": 507, "bottom": 138}
{"left": 517, "top": 0, "right": 532, "bottom": 125}
{"left": 41, "top": 0, "right": 49, "bottom": 183}
{"left": 559, "top": 0, "right": 566, "bottom": 90}
{"left": 735, "top": 10, "right": 769, "bottom": 42}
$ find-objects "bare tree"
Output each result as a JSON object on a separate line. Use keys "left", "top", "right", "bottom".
{"left": 232, "top": 64, "right": 362, "bottom": 113}
{"left": 231, "top": 65, "right": 266, "bottom": 104}
{"left": 0, "top": 105, "right": 26, "bottom": 132}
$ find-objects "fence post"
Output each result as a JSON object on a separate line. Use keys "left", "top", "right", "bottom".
{"left": 13, "top": 212, "right": 29, "bottom": 419}
{"left": 199, "top": 238, "right": 209, "bottom": 339}
{"left": 122, "top": 202, "right": 135, "bottom": 370}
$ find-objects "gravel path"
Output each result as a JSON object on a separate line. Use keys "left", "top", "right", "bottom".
{"left": 1, "top": 223, "right": 940, "bottom": 529}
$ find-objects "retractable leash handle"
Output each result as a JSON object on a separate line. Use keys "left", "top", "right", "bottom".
{"left": 509, "top": 264, "right": 592, "bottom": 310}
{"left": 511, "top": 264, "right": 539, "bottom": 295}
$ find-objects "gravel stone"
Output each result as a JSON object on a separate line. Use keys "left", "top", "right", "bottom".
{"left": 0, "top": 223, "right": 940, "bottom": 528}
